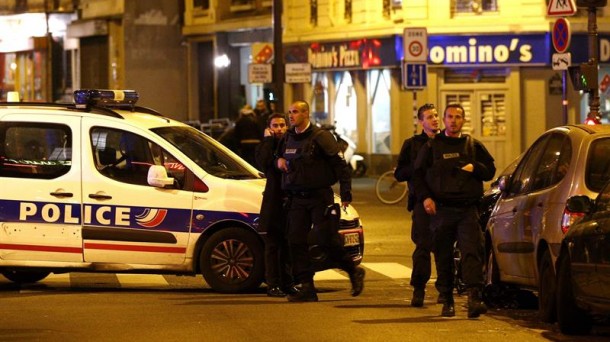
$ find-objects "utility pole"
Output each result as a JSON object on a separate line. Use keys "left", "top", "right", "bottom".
{"left": 576, "top": 0, "right": 607, "bottom": 123}
{"left": 272, "top": 0, "right": 284, "bottom": 112}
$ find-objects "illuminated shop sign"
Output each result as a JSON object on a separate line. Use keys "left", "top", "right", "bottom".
{"left": 426, "top": 34, "right": 550, "bottom": 66}
{"left": 287, "top": 33, "right": 610, "bottom": 70}
{"left": 284, "top": 36, "right": 400, "bottom": 70}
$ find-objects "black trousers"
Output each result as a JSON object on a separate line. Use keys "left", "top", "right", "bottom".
{"left": 263, "top": 220, "right": 293, "bottom": 288}
{"left": 410, "top": 201, "right": 433, "bottom": 290}
{"left": 286, "top": 188, "right": 355, "bottom": 284}
{"left": 430, "top": 205, "right": 484, "bottom": 296}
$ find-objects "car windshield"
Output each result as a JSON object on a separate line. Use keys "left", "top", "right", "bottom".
{"left": 152, "top": 126, "right": 260, "bottom": 180}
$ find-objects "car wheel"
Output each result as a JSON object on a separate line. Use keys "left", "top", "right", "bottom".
{"left": 200, "top": 227, "right": 264, "bottom": 293}
{"left": 538, "top": 250, "right": 557, "bottom": 323}
{"left": 556, "top": 252, "right": 592, "bottom": 335}
{"left": 1, "top": 270, "right": 50, "bottom": 283}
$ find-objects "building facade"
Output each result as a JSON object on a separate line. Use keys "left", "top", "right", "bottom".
{"left": 183, "top": 0, "right": 610, "bottom": 175}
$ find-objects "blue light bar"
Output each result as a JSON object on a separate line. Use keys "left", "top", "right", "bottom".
{"left": 74, "top": 89, "right": 139, "bottom": 108}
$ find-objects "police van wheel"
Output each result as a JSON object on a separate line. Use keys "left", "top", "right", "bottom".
{"left": 1, "top": 270, "right": 50, "bottom": 284}
{"left": 200, "top": 228, "right": 264, "bottom": 293}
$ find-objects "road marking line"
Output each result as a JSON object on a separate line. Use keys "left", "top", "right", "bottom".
{"left": 362, "top": 262, "right": 411, "bottom": 279}
{"left": 116, "top": 274, "right": 169, "bottom": 287}
{"left": 314, "top": 269, "right": 348, "bottom": 280}
{"left": 42, "top": 273, "right": 71, "bottom": 283}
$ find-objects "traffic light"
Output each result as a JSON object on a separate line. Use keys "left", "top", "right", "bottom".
{"left": 584, "top": 116, "right": 601, "bottom": 125}
{"left": 575, "top": 0, "right": 607, "bottom": 7}
{"left": 568, "top": 63, "right": 598, "bottom": 91}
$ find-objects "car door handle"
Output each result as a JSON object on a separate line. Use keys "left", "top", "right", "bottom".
{"left": 50, "top": 191, "right": 73, "bottom": 198}
{"left": 88, "top": 194, "right": 112, "bottom": 200}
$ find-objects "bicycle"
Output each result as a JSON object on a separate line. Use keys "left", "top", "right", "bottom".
{"left": 375, "top": 169, "right": 408, "bottom": 204}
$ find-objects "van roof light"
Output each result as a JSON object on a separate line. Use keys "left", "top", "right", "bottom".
{"left": 74, "top": 89, "right": 139, "bottom": 109}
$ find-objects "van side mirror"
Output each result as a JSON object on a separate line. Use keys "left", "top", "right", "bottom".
{"left": 566, "top": 195, "right": 593, "bottom": 214}
{"left": 147, "top": 165, "right": 175, "bottom": 188}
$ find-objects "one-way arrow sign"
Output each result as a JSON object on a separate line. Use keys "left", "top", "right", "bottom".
{"left": 548, "top": 0, "right": 577, "bottom": 17}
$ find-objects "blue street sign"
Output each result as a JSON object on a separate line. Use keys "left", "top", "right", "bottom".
{"left": 402, "top": 62, "right": 427, "bottom": 89}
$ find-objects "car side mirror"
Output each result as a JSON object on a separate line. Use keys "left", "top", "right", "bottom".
{"left": 566, "top": 195, "right": 593, "bottom": 214}
{"left": 147, "top": 165, "right": 175, "bottom": 188}
{"left": 498, "top": 175, "right": 509, "bottom": 192}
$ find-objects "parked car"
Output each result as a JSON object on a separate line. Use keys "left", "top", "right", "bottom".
{"left": 0, "top": 89, "right": 364, "bottom": 293}
{"left": 555, "top": 189, "right": 610, "bottom": 335}
{"left": 480, "top": 154, "right": 523, "bottom": 230}
{"left": 485, "top": 124, "right": 610, "bottom": 321}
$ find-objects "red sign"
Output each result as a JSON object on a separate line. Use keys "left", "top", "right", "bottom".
{"left": 552, "top": 18, "right": 571, "bottom": 53}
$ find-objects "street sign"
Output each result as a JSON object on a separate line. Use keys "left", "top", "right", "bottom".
{"left": 552, "top": 52, "right": 572, "bottom": 70}
{"left": 552, "top": 18, "right": 571, "bottom": 53}
{"left": 248, "top": 63, "right": 272, "bottom": 83}
{"left": 285, "top": 63, "right": 312, "bottom": 83}
{"left": 548, "top": 0, "right": 577, "bottom": 16}
{"left": 402, "top": 62, "right": 427, "bottom": 89}
{"left": 403, "top": 28, "right": 428, "bottom": 62}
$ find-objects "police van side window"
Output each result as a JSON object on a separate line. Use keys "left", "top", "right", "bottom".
{"left": 91, "top": 127, "right": 186, "bottom": 188}
{"left": 0, "top": 123, "right": 71, "bottom": 179}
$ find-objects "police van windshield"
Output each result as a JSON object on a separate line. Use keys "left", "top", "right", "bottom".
{"left": 152, "top": 126, "right": 260, "bottom": 180}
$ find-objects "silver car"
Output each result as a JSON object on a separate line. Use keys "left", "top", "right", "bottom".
{"left": 486, "top": 124, "right": 610, "bottom": 322}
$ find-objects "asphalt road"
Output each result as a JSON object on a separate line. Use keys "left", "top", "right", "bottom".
{"left": 0, "top": 177, "right": 608, "bottom": 341}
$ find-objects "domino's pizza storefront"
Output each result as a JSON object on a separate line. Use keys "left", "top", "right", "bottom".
{"left": 284, "top": 32, "right": 610, "bottom": 175}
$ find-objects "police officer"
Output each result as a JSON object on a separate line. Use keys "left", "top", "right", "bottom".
{"left": 255, "top": 113, "right": 295, "bottom": 297}
{"left": 394, "top": 103, "right": 440, "bottom": 307}
{"left": 276, "top": 100, "right": 365, "bottom": 302}
{"left": 412, "top": 103, "right": 496, "bottom": 318}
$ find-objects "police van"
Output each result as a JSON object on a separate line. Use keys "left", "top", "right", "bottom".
{"left": 0, "top": 90, "right": 364, "bottom": 293}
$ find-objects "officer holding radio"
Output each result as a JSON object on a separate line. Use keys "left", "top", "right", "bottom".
{"left": 276, "top": 100, "right": 365, "bottom": 302}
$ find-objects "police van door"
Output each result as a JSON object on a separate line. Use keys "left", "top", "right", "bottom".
{"left": 0, "top": 116, "right": 83, "bottom": 262}
{"left": 81, "top": 120, "right": 192, "bottom": 265}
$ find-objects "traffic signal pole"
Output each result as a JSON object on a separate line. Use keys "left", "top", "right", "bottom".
{"left": 586, "top": 5, "right": 601, "bottom": 122}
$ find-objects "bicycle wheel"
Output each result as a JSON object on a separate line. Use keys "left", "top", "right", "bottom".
{"left": 375, "top": 170, "right": 408, "bottom": 204}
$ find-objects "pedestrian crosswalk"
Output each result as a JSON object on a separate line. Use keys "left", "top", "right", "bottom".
{"left": 2, "top": 262, "right": 420, "bottom": 290}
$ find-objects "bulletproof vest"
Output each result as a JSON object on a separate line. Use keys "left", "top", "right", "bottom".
{"left": 425, "top": 135, "right": 483, "bottom": 202}
{"left": 281, "top": 128, "right": 337, "bottom": 190}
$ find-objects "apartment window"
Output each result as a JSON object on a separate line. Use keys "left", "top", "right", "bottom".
{"left": 345, "top": 0, "right": 352, "bottom": 23}
{"left": 452, "top": 0, "right": 497, "bottom": 14}
{"left": 193, "top": 0, "right": 210, "bottom": 10}
{"left": 311, "top": 0, "right": 318, "bottom": 26}
{"left": 231, "top": 0, "right": 255, "bottom": 12}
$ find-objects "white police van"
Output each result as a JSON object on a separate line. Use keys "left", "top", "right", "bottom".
{"left": 0, "top": 90, "right": 364, "bottom": 293}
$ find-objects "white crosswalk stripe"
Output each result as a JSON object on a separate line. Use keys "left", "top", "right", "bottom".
{"left": 7, "top": 262, "right": 422, "bottom": 290}
{"left": 116, "top": 274, "right": 169, "bottom": 287}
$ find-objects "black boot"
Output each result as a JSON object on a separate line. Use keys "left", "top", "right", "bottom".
{"left": 287, "top": 282, "right": 318, "bottom": 302}
{"left": 467, "top": 287, "right": 488, "bottom": 318}
{"left": 349, "top": 267, "right": 365, "bottom": 297}
{"left": 411, "top": 287, "right": 425, "bottom": 307}
{"left": 441, "top": 293, "right": 455, "bottom": 317}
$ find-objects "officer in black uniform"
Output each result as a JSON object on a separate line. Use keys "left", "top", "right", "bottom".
{"left": 412, "top": 103, "right": 496, "bottom": 318}
{"left": 276, "top": 100, "right": 365, "bottom": 302}
{"left": 255, "top": 113, "right": 295, "bottom": 297}
{"left": 394, "top": 103, "right": 440, "bottom": 307}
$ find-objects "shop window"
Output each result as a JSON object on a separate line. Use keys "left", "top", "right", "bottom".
{"left": 480, "top": 93, "right": 506, "bottom": 137}
{"left": 334, "top": 71, "right": 358, "bottom": 146}
{"left": 311, "top": 73, "right": 329, "bottom": 123}
{"left": 452, "top": 0, "right": 497, "bottom": 15}
{"left": 369, "top": 69, "right": 392, "bottom": 154}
